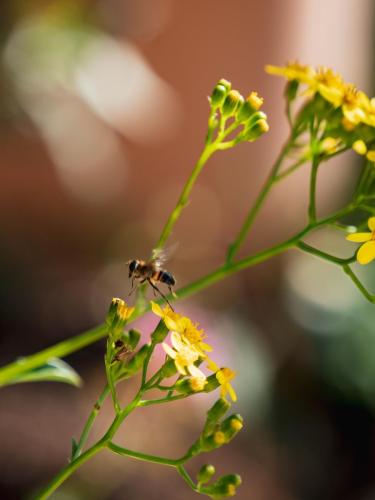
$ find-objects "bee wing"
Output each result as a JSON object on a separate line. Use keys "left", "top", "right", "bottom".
{"left": 151, "top": 243, "right": 179, "bottom": 267}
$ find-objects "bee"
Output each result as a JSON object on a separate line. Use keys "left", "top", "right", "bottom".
{"left": 126, "top": 247, "right": 177, "bottom": 310}
{"left": 112, "top": 339, "right": 133, "bottom": 363}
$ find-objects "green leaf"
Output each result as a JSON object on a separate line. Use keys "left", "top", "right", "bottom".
{"left": 5, "top": 357, "right": 82, "bottom": 387}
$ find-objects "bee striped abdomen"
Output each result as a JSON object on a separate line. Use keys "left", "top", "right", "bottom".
{"left": 153, "top": 270, "right": 176, "bottom": 286}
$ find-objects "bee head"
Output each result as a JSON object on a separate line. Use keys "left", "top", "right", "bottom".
{"left": 127, "top": 259, "right": 138, "bottom": 277}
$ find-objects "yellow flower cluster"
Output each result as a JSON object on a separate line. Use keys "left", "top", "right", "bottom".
{"left": 266, "top": 62, "right": 375, "bottom": 160}
{"left": 151, "top": 302, "right": 237, "bottom": 401}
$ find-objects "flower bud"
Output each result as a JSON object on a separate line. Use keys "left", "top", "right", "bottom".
{"left": 218, "top": 78, "right": 231, "bottom": 92}
{"left": 197, "top": 464, "right": 216, "bottom": 484}
{"left": 161, "top": 358, "right": 178, "bottom": 378}
{"left": 203, "top": 373, "right": 220, "bottom": 393}
{"left": 211, "top": 84, "right": 228, "bottom": 109}
{"left": 222, "top": 90, "right": 244, "bottom": 117}
{"left": 151, "top": 319, "right": 169, "bottom": 344}
{"left": 237, "top": 92, "right": 264, "bottom": 122}
{"left": 127, "top": 329, "right": 141, "bottom": 350}
{"left": 200, "top": 474, "right": 242, "bottom": 499}
{"left": 243, "top": 118, "right": 269, "bottom": 141}
{"left": 106, "top": 298, "right": 134, "bottom": 335}
{"left": 285, "top": 79, "right": 299, "bottom": 101}
{"left": 319, "top": 137, "right": 340, "bottom": 155}
{"left": 200, "top": 430, "right": 226, "bottom": 451}
{"left": 352, "top": 140, "right": 367, "bottom": 156}
{"left": 203, "top": 398, "right": 230, "bottom": 437}
{"left": 175, "top": 376, "right": 207, "bottom": 394}
{"left": 122, "top": 344, "right": 150, "bottom": 376}
{"left": 220, "top": 414, "right": 243, "bottom": 442}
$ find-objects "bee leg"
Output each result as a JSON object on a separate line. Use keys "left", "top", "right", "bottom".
{"left": 127, "top": 278, "right": 137, "bottom": 297}
{"left": 147, "top": 278, "right": 175, "bottom": 311}
{"left": 168, "top": 286, "right": 178, "bottom": 299}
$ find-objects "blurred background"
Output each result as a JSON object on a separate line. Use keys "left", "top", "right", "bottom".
{"left": 1, "top": 1, "right": 375, "bottom": 499}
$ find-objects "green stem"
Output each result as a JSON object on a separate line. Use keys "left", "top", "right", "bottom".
{"left": 274, "top": 157, "right": 306, "bottom": 183}
{"left": 107, "top": 442, "right": 188, "bottom": 466}
{"left": 138, "top": 394, "right": 188, "bottom": 406}
{"left": 155, "top": 144, "right": 216, "bottom": 251}
{"left": 177, "top": 465, "right": 198, "bottom": 491}
{"left": 343, "top": 264, "right": 375, "bottom": 303}
{"left": 226, "top": 134, "right": 295, "bottom": 262}
{"left": 72, "top": 385, "right": 110, "bottom": 460}
{"left": 297, "top": 241, "right": 356, "bottom": 266}
{"left": 308, "top": 155, "right": 320, "bottom": 223}
{"left": 298, "top": 242, "right": 375, "bottom": 304}
{"left": 0, "top": 323, "right": 107, "bottom": 387}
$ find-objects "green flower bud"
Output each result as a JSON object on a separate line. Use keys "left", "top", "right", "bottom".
{"left": 151, "top": 319, "right": 169, "bottom": 344}
{"left": 106, "top": 298, "right": 135, "bottom": 336}
{"left": 175, "top": 376, "right": 207, "bottom": 394}
{"left": 243, "top": 118, "right": 269, "bottom": 142}
{"left": 222, "top": 90, "right": 244, "bottom": 117}
{"left": 123, "top": 344, "right": 150, "bottom": 376}
{"left": 127, "top": 329, "right": 141, "bottom": 350}
{"left": 161, "top": 358, "right": 178, "bottom": 378}
{"left": 220, "top": 414, "right": 243, "bottom": 442}
{"left": 175, "top": 378, "right": 193, "bottom": 394}
{"left": 197, "top": 464, "right": 216, "bottom": 484}
{"left": 200, "top": 474, "right": 242, "bottom": 499}
{"left": 237, "top": 92, "right": 264, "bottom": 122}
{"left": 200, "top": 430, "right": 226, "bottom": 451}
{"left": 211, "top": 84, "right": 228, "bottom": 109}
{"left": 203, "top": 398, "right": 230, "bottom": 437}
{"left": 203, "top": 373, "right": 220, "bottom": 393}
{"left": 285, "top": 79, "right": 299, "bottom": 101}
{"left": 218, "top": 78, "right": 232, "bottom": 92}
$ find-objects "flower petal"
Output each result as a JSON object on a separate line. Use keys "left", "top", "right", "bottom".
{"left": 346, "top": 232, "right": 372, "bottom": 242}
{"left": 171, "top": 332, "right": 184, "bottom": 350}
{"left": 162, "top": 343, "right": 176, "bottom": 359}
{"left": 357, "top": 240, "right": 375, "bottom": 265}
{"left": 228, "top": 384, "right": 237, "bottom": 402}
{"left": 368, "top": 217, "right": 375, "bottom": 231}
{"left": 207, "top": 358, "right": 219, "bottom": 372}
{"left": 199, "top": 342, "right": 213, "bottom": 352}
{"left": 175, "top": 360, "right": 187, "bottom": 375}
{"left": 151, "top": 301, "right": 164, "bottom": 318}
{"left": 164, "top": 316, "right": 179, "bottom": 332}
{"left": 188, "top": 364, "right": 206, "bottom": 379}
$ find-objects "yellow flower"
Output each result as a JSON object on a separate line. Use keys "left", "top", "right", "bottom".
{"left": 346, "top": 217, "right": 375, "bottom": 264}
{"left": 116, "top": 299, "right": 135, "bottom": 321}
{"left": 190, "top": 376, "right": 207, "bottom": 392}
{"left": 265, "top": 61, "right": 315, "bottom": 84}
{"left": 360, "top": 97, "right": 375, "bottom": 128}
{"left": 151, "top": 301, "right": 212, "bottom": 356}
{"left": 207, "top": 359, "right": 237, "bottom": 402}
{"left": 367, "top": 150, "right": 375, "bottom": 162}
{"left": 151, "top": 301, "right": 180, "bottom": 326}
{"left": 162, "top": 331, "right": 206, "bottom": 378}
{"left": 307, "top": 67, "right": 345, "bottom": 107}
{"left": 352, "top": 140, "right": 367, "bottom": 156}
{"left": 341, "top": 84, "right": 369, "bottom": 125}
{"left": 319, "top": 137, "right": 341, "bottom": 155}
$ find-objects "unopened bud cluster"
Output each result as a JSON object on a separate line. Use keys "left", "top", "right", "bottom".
{"left": 196, "top": 463, "right": 242, "bottom": 499}
{"left": 188, "top": 399, "right": 243, "bottom": 455}
{"left": 209, "top": 79, "right": 269, "bottom": 144}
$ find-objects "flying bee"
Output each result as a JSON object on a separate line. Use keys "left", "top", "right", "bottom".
{"left": 126, "top": 247, "right": 177, "bottom": 310}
